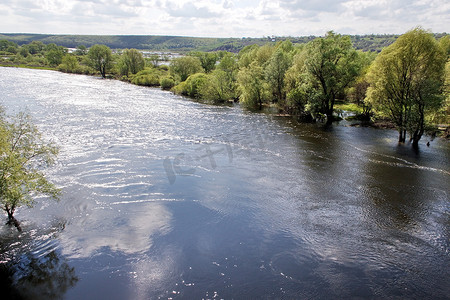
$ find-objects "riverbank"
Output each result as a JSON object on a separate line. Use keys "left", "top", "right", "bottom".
{"left": 1, "top": 63, "right": 448, "bottom": 139}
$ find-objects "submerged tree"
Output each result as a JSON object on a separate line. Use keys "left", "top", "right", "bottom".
{"left": 366, "top": 27, "right": 446, "bottom": 147}
{"left": 302, "top": 32, "right": 361, "bottom": 124}
{"left": 0, "top": 112, "right": 60, "bottom": 231}
{"left": 87, "top": 44, "right": 113, "bottom": 78}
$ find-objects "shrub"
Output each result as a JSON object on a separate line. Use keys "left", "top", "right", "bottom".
{"left": 160, "top": 76, "right": 176, "bottom": 90}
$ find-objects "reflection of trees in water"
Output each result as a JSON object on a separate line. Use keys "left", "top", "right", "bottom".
{"left": 15, "top": 250, "right": 78, "bottom": 299}
{"left": 0, "top": 221, "right": 78, "bottom": 299}
{"left": 1, "top": 249, "right": 78, "bottom": 300}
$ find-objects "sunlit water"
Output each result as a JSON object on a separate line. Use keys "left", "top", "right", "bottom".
{"left": 0, "top": 68, "right": 449, "bottom": 299}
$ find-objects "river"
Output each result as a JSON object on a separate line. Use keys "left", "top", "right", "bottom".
{"left": 0, "top": 67, "right": 449, "bottom": 299}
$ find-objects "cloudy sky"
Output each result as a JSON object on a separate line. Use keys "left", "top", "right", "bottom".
{"left": 1, "top": 0, "right": 449, "bottom": 37}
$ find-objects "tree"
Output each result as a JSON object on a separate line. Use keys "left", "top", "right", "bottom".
{"left": 58, "top": 54, "right": 79, "bottom": 73}
{"left": 117, "top": 49, "right": 145, "bottom": 76}
{"left": 0, "top": 40, "right": 18, "bottom": 53}
{"left": 302, "top": 32, "right": 361, "bottom": 124}
{"left": 75, "top": 45, "right": 87, "bottom": 56}
{"left": 0, "top": 112, "right": 60, "bottom": 231}
{"left": 149, "top": 54, "right": 160, "bottom": 68}
{"left": 366, "top": 28, "right": 446, "bottom": 147}
{"left": 189, "top": 51, "right": 218, "bottom": 73}
{"left": 45, "top": 48, "right": 65, "bottom": 66}
{"left": 26, "top": 41, "right": 45, "bottom": 55}
{"left": 170, "top": 56, "right": 204, "bottom": 82}
{"left": 87, "top": 44, "right": 113, "bottom": 78}
{"left": 201, "top": 69, "right": 233, "bottom": 103}
{"left": 264, "top": 49, "right": 291, "bottom": 103}
{"left": 237, "top": 62, "right": 268, "bottom": 109}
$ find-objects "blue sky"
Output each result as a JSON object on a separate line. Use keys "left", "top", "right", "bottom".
{"left": 1, "top": 0, "right": 449, "bottom": 37}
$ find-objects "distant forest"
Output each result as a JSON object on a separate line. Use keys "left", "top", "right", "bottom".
{"left": 1, "top": 33, "right": 446, "bottom": 53}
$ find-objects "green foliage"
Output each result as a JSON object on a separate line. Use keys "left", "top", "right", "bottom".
{"left": 160, "top": 76, "right": 176, "bottom": 90}
{"left": 174, "top": 73, "right": 208, "bottom": 98}
{"left": 130, "top": 68, "right": 168, "bottom": 86}
{"left": 366, "top": 27, "right": 446, "bottom": 145}
{"left": 87, "top": 44, "right": 113, "bottom": 78}
{"left": 45, "top": 48, "right": 66, "bottom": 66}
{"left": 58, "top": 55, "right": 80, "bottom": 73}
{"left": 19, "top": 47, "right": 29, "bottom": 57}
{"left": 75, "top": 45, "right": 87, "bottom": 56}
{"left": 264, "top": 49, "right": 292, "bottom": 103}
{"left": 0, "top": 40, "right": 18, "bottom": 53}
{"left": 0, "top": 33, "right": 403, "bottom": 53}
{"left": 188, "top": 51, "right": 218, "bottom": 73}
{"left": 200, "top": 70, "right": 234, "bottom": 103}
{"left": 237, "top": 62, "right": 268, "bottom": 109}
{"left": 170, "top": 56, "right": 204, "bottom": 82}
{"left": 0, "top": 111, "right": 60, "bottom": 230}
{"left": 148, "top": 54, "right": 160, "bottom": 68}
{"left": 117, "top": 49, "right": 145, "bottom": 76}
{"left": 301, "top": 31, "right": 362, "bottom": 122}
{"left": 26, "top": 41, "right": 45, "bottom": 55}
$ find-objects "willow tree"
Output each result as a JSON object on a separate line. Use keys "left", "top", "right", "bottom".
{"left": 302, "top": 32, "right": 361, "bottom": 124}
{"left": 366, "top": 28, "right": 446, "bottom": 147}
{"left": 264, "top": 49, "right": 291, "bottom": 103}
{"left": 170, "top": 56, "right": 204, "bottom": 82}
{"left": 88, "top": 44, "right": 113, "bottom": 78}
{"left": 237, "top": 62, "right": 268, "bottom": 109}
{"left": 118, "top": 49, "right": 145, "bottom": 76}
{"left": 0, "top": 112, "right": 60, "bottom": 231}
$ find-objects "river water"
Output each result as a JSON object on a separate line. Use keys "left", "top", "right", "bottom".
{"left": 0, "top": 67, "right": 448, "bottom": 299}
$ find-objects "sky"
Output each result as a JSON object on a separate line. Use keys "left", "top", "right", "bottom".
{"left": 1, "top": 0, "right": 449, "bottom": 38}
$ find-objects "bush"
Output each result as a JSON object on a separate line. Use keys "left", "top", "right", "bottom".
{"left": 182, "top": 73, "right": 208, "bottom": 98}
{"left": 131, "top": 74, "right": 160, "bottom": 86}
{"left": 160, "top": 76, "right": 176, "bottom": 90}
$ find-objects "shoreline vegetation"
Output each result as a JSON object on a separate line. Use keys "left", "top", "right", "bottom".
{"left": 1, "top": 28, "right": 449, "bottom": 144}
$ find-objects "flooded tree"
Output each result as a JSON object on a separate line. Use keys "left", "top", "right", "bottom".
{"left": 366, "top": 27, "right": 446, "bottom": 147}
{"left": 0, "top": 112, "right": 60, "bottom": 231}
{"left": 302, "top": 31, "right": 362, "bottom": 124}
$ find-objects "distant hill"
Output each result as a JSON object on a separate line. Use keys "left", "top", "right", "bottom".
{"left": 0, "top": 33, "right": 447, "bottom": 53}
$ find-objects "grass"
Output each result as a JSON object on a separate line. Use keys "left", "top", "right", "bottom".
{"left": 334, "top": 102, "right": 364, "bottom": 114}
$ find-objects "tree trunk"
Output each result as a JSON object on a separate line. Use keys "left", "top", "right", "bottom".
{"left": 325, "top": 94, "right": 335, "bottom": 126}
{"left": 398, "top": 130, "right": 405, "bottom": 143}
{"left": 5, "top": 205, "right": 22, "bottom": 232}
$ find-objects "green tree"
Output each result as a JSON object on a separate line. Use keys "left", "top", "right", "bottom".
{"left": 215, "top": 53, "right": 238, "bottom": 99}
{"left": 170, "top": 56, "right": 204, "bottom": 82}
{"left": 302, "top": 32, "right": 361, "bottom": 124}
{"left": 237, "top": 62, "right": 268, "bottom": 109}
{"left": 19, "top": 47, "right": 29, "bottom": 58}
{"left": 0, "top": 40, "right": 18, "bottom": 53}
{"left": 75, "top": 45, "right": 87, "bottom": 56}
{"left": 87, "top": 44, "right": 113, "bottom": 78}
{"left": 0, "top": 112, "right": 60, "bottom": 231}
{"left": 189, "top": 51, "right": 218, "bottom": 73}
{"left": 46, "top": 48, "right": 65, "bottom": 66}
{"left": 149, "top": 54, "right": 160, "bottom": 68}
{"left": 264, "top": 49, "right": 291, "bottom": 103}
{"left": 366, "top": 28, "right": 446, "bottom": 147}
{"left": 201, "top": 69, "right": 233, "bottom": 103}
{"left": 26, "top": 41, "right": 45, "bottom": 55}
{"left": 58, "top": 55, "right": 79, "bottom": 73}
{"left": 118, "top": 49, "right": 145, "bottom": 76}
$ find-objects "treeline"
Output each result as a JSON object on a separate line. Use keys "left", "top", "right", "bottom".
{"left": 4, "top": 32, "right": 448, "bottom": 53}
{"left": 0, "top": 28, "right": 449, "bottom": 147}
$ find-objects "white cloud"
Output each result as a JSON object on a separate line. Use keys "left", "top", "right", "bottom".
{"left": 1, "top": 0, "right": 449, "bottom": 37}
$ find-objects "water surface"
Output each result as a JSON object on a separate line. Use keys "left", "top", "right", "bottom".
{"left": 0, "top": 68, "right": 449, "bottom": 299}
